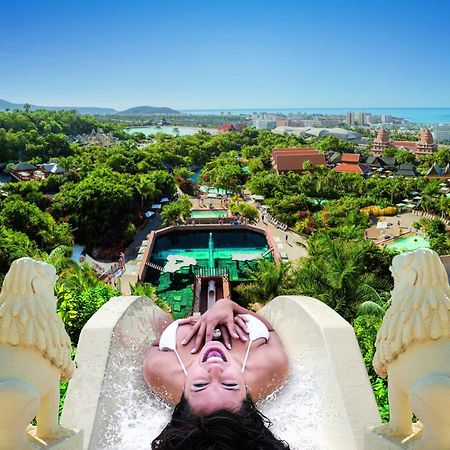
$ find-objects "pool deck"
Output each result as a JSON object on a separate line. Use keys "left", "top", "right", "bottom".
{"left": 365, "top": 212, "right": 432, "bottom": 246}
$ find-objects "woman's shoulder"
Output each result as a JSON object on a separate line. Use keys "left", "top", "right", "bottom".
{"left": 245, "top": 331, "right": 289, "bottom": 402}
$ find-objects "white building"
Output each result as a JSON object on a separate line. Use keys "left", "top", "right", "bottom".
{"left": 433, "top": 124, "right": 450, "bottom": 143}
{"left": 355, "top": 112, "right": 367, "bottom": 125}
{"left": 381, "top": 115, "right": 394, "bottom": 124}
{"left": 254, "top": 119, "right": 277, "bottom": 130}
{"left": 346, "top": 112, "right": 355, "bottom": 126}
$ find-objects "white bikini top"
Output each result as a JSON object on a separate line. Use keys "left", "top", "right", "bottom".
{"left": 159, "top": 314, "right": 270, "bottom": 376}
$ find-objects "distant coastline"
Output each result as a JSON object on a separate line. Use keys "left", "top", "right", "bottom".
{"left": 180, "top": 107, "right": 450, "bottom": 125}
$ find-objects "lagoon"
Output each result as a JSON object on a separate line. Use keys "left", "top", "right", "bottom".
{"left": 125, "top": 126, "right": 216, "bottom": 137}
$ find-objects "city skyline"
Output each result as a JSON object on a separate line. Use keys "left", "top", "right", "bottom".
{"left": 2, "top": 0, "right": 450, "bottom": 110}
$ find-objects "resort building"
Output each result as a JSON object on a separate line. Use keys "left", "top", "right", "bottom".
{"left": 271, "top": 147, "right": 325, "bottom": 174}
{"left": 433, "top": 124, "right": 450, "bottom": 143}
{"left": 9, "top": 162, "right": 65, "bottom": 182}
{"left": 396, "top": 163, "right": 418, "bottom": 177}
{"left": 333, "top": 163, "right": 370, "bottom": 175}
{"left": 254, "top": 119, "right": 276, "bottom": 130}
{"left": 326, "top": 152, "right": 360, "bottom": 166}
{"left": 366, "top": 156, "right": 396, "bottom": 171}
{"left": 345, "top": 112, "right": 355, "bottom": 126}
{"left": 273, "top": 126, "right": 358, "bottom": 141}
{"left": 372, "top": 128, "right": 437, "bottom": 157}
{"left": 371, "top": 128, "right": 391, "bottom": 156}
{"left": 73, "top": 128, "right": 118, "bottom": 147}
{"left": 415, "top": 129, "right": 438, "bottom": 155}
{"left": 355, "top": 112, "right": 368, "bottom": 126}
{"left": 425, "top": 162, "right": 450, "bottom": 180}
{"left": 381, "top": 114, "right": 394, "bottom": 124}
{"left": 218, "top": 122, "right": 246, "bottom": 133}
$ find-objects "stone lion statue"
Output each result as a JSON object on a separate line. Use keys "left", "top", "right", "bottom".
{"left": 0, "top": 258, "right": 76, "bottom": 450}
{"left": 373, "top": 248, "right": 450, "bottom": 450}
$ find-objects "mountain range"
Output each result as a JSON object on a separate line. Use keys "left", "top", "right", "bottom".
{"left": 0, "top": 99, "right": 180, "bottom": 115}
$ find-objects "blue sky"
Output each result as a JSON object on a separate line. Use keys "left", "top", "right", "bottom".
{"left": 1, "top": 0, "right": 450, "bottom": 110}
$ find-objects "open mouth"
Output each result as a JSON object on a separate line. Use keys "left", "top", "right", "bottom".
{"left": 202, "top": 347, "right": 227, "bottom": 363}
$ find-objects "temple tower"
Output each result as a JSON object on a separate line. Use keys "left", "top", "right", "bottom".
{"left": 416, "top": 129, "right": 438, "bottom": 156}
{"left": 371, "top": 128, "right": 390, "bottom": 156}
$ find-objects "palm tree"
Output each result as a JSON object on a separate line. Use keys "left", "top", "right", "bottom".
{"left": 44, "top": 245, "right": 78, "bottom": 272}
{"left": 291, "top": 236, "right": 391, "bottom": 322}
{"left": 235, "top": 260, "right": 291, "bottom": 305}
{"left": 137, "top": 176, "right": 158, "bottom": 209}
{"left": 355, "top": 288, "right": 391, "bottom": 319}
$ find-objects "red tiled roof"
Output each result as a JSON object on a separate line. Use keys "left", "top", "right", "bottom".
{"left": 391, "top": 141, "right": 417, "bottom": 150}
{"left": 218, "top": 122, "right": 246, "bottom": 132}
{"left": 341, "top": 153, "right": 360, "bottom": 163}
{"left": 333, "top": 163, "right": 370, "bottom": 174}
{"left": 272, "top": 152, "right": 326, "bottom": 172}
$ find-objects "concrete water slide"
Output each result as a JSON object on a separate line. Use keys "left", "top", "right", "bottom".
{"left": 61, "top": 296, "right": 380, "bottom": 450}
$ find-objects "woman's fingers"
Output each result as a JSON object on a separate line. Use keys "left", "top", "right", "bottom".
{"left": 234, "top": 315, "right": 249, "bottom": 333}
{"left": 220, "top": 325, "right": 232, "bottom": 349}
{"left": 191, "top": 322, "right": 206, "bottom": 353}
{"left": 181, "top": 319, "right": 201, "bottom": 346}
{"left": 234, "top": 322, "right": 248, "bottom": 341}
{"left": 178, "top": 317, "right": 199, "bottom": 326}
{"left": 205, "top": 322, "right": 215, "bottom": 343}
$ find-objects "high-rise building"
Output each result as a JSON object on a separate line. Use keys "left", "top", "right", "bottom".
{"left": 254, "top": 119, "right": 276, "bottom": 130}
{"left": 433, "top": 124, "right": 450, "bottom": 143}
{"left": 345, "top": 112, "right": 355, "bottom": 126}
{"left": 381, "top": 115, "right": 394, "bottom": 124}
{"left": 355, "top": 112, "right": 367, "bottom": 125}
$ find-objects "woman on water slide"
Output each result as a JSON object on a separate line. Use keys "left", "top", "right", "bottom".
{"left": 144, "top": 298, "right": 290, "bottom": 449}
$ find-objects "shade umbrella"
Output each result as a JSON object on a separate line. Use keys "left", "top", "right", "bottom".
{"left": 411, "top": 191, "right": 420, "bottom": 196}
{"left": 251, "top": 194, "right": 265, "bottom": 200}
{"left": 405, "top": 204, "right": 415, "bottom": 209}
{"left": 160, "top": 197, "right": 170, "bottom": 203}
{"left": 144, "top": 211, "right": 155, "bottom": 218}
{"left": 396, "top": 203, "right": 406, "bottom": 207}
{"left": 412, "top": 196, "right": 422, "bottom": 201}
{"left": 402, "top": 198, "right": 412, "bottom": 203}
{"left": 151, "top": 204, "right": 162, "bottom": 210}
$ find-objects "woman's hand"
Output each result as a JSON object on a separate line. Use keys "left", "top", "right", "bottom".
{"left": 181, "top": 299, "right": 249, "bottom": 353}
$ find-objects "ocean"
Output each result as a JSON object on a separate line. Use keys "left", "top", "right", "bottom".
{"left": 180, "top": 107, "right": 450, "bottom": 125}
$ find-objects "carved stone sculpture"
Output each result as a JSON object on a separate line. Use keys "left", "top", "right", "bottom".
{"left": 372, "top": 248, "right": 450, "bottom": 450}
{"left": 0, "top": 258, "right": 76, "bottom": 450}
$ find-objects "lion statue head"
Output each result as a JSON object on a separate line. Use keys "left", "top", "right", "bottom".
{"left": 373, "top": 248, "right": 450, "bottom": 378}
{"left": 0, "top": 257, "right": 75, "bottom": 380}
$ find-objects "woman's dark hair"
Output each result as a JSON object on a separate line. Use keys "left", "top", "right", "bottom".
{"left": 152, "top": 394, "right": 290, "bottom": 449}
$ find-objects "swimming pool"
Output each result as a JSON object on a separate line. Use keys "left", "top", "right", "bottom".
{"left": 191, "top": 209, "right": 228, "bottom": 218}
{"left": 385, "top": 233, "right": 430, "bottom": 252}
{"left": 145, "top": 228, "right": 272, "bottom": 317}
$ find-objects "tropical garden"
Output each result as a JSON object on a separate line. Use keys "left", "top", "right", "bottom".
{"left": 0, "top": 109, "right": 449, "bottom": 419}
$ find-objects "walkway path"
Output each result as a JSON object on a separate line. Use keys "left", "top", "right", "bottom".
{"left": 255, "top": 216, "right": 308, "bottom": 261}
{"left": 124, "top": 214, "right": 162, "bottom": 261}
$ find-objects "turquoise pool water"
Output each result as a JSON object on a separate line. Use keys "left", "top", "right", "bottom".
{"left": 146, "top": 229, "right": 272, "bottom": 317}
{"left": 385, "top": 234, "right": 430, "bottom": 252}
{"left": 191, "top": 210, "right": 228, "bottom": 218}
